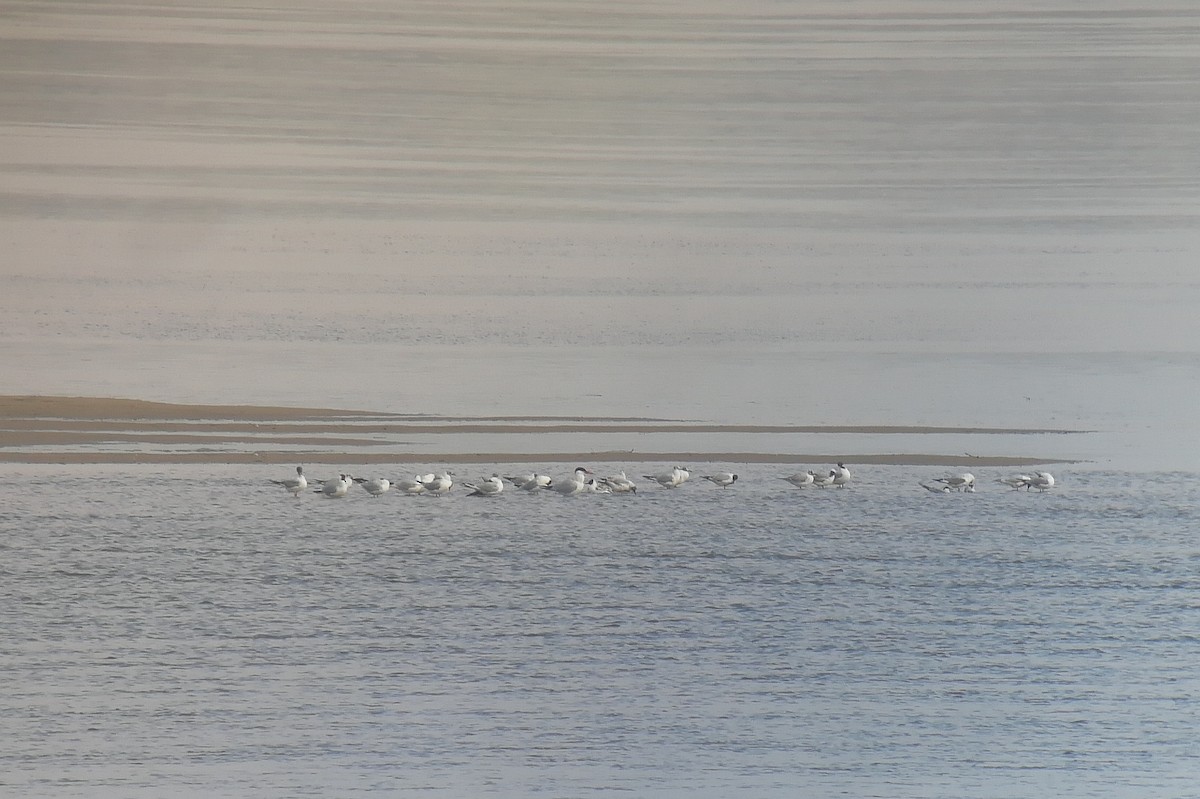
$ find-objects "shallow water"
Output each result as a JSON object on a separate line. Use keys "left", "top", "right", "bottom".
{"left": 2, "top": 464, "right": 1198, "bottom": 797}
{"left": 3, "top": 4, "right": 1200, "bottom": 793}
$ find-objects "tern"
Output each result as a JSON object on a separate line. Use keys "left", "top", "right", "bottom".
{"left": 703, "top": 472, "right": 738, "bottom": 488}
{"left": 419, "top": 471, "right": 454, "bottom": 496}
{"left": 599, "top": 471, "right": 638, "bottom": 493}
{"left": 781, "top": 471, "right": 816, "bottom": 488}
{"left": 391, "top": 476, "right": 427, "bottom": 495}
{"left": 1024, "top": 471, "right": 1056, "bottom": 491}
{"left": 551, "top": 467, "right": 594, "bottom": 496}
{"left": 353, "top": 477, "right": 391, "bottom": 497}
{"left": 507, "top": 473, "right": 553, "bottom": 491}
{"left": 643, "top": 466, "right": 689, "bottom": 488}
{"left": 831, "top": 463, "right": 852, "bottom": 488}
{"left": 584, "top": 478, "right": 610, "bottom": 494}
{"left": 997, "top": 474, "right": 1033, "bottom": 490}
{"left": 270, "top": 466, "right": 307, "bottom": 498}
{"left": 935, "top": 472, "right": 976, "bottom": 492}
{"left": 464, "top": 475, "right": 505, "bottom": 497}
{"left": 315, "top": 474, "right": 351, "bottom": 498}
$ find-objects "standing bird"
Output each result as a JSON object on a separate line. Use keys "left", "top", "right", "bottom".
{"left": 419, "top": 471, "right": 454, "bottom": 496}
{"left": 270, "top": 466, "right": 307, "bottom": 498}
{"left": 935, "top": 472, "right": 976, "bottom": 492}
{"left": 464, "top": 475, "right": 505, "bottom": 497}
{"left": 392, "top": 476, "right": 428, "bottom": 495}
{"left": 643, "top": 466, "right": 689, "bottom": 488}
{"left": 599, "top": 471, "right": 638, "bottom": 493}
{"left": 551, "top": 467, "right": 594, "bottom": 496}
{"left": 812, "top": 471, "right": 836, "bottom": 488}
{"left": 584, "top": 477, "right": 609, "bottom": 494}
{"left": 315, "top": 473, "right": 351, "bottom": 498}
{"left": 354, "top": 477, "right": 391, "bottom": 497}
{"left": 781, "top": 471, "right": 816, "bottom": 488}
{"left": 1024, "top": 471, "right": 1056, "bottom": 491}
{"left": 997, "top": 474, "right": 1032, "bottom": 490}
{"left": 507, "top": 473, "right": 553, "bottom": 491}
{"left": 703, "top": 472, "right": 738, "bottom": 488}
{"left": 831, "top": 463, "right": 852, "bottom": 489}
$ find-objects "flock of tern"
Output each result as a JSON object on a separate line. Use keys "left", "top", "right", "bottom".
{"left": 270, "top": 463, "right": 1058, "bottom": 500}
{"left": 918, "top": 471, "right": 1056, "bottom": 494}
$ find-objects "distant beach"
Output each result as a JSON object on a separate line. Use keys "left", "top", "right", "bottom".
{"left": 0, "top": 395, "right": 1078, "bottom": 466}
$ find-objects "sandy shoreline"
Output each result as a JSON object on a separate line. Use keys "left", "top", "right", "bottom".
{"left": 0, "top": 395, "right": 1078, "bottom": 466}
{"left": 0, "top": 395, "right": 383, "bottom": 421}
{"left": 0, "top": 452, "right": 1060, "bottom": 467}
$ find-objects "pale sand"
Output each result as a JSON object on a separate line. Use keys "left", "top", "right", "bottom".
{"left": 0, "top": 395, "right": 1076, "bottom": 466}
{"left": 0, "top": 395, "right": 382, "bottom": 421}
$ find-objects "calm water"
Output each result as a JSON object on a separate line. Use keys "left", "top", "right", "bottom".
{"left": 2, "top": 464, "right": 1199, "bottom": 798}
{"left": 3, "top": 3, "right": 1200, "bottom": 794}
{"left": 3, "top": 1, "right": 1200, "bottom": 469}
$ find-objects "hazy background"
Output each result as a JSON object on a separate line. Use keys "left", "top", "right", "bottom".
{"left": 2, "top": 1, "right": 1198, "bottom": 467}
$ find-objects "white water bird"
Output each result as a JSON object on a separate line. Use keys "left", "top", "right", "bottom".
{"left": 935, "top": 472, "right": 976, "bottom": 492}
{"left": 391, "top": 476, "right": 427, "bottom": 495}
{"left": 353, "top": 477, "right": 391, "bottom": 497}
{"left": 464, "top": 475, "right": 505, "bottom": 497}
{"left": 920, "top": 482, "right": 952, "bottom": 494}
{"left": 270, "top": 465, "right": 307, "bottom": 498}
{"left": 507, "top": 473, "right": 553, "bottom": 491}
{"left": 643, "top": 466, "right": 689, "bottom": 488}
{"left": 316, "top": 473, "right": 351, "bottom": 498}
{"left": 551, "top": 466, "right": 594, "bottom": 496}
{"left": 997, "top": 473, "right": 1033, "bottom": 490}
{"left": 831, "top": 463, "right": 852, "bottom": 488}
{"left": 781, "top": 471, "right": 816, "bottom": 488}
{"left": 1024, "top": 471, "right": 1056, "bottom": 491}
{"left": 812, "top": 471, "right": 836, "bottom": 488}
{"left": 703, "top": 472, "right": 738, "bottom": 488}
{"left": 419, "top": 471, "right": 454, "bottom": 496}
{"left": 584, "top": 478, "right": 610, "bottom": 494}
{"left": 600, "top": 471, "right": 638, "bottom": 493}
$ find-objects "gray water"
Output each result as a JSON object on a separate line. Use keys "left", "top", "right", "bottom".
{"left": 2, "top": 464, "right": 1199, "bottom": 798}
{"left": 4, "top": 3, "right": 1200, "bottom": 794}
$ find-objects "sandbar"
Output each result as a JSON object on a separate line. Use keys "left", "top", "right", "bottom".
{"left": 0, "top": 395, "right": 1079, "bottom": 466}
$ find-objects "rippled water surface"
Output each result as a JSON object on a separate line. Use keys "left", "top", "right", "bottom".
{"left": 4, "top": 2, "right": 1200, "bottom": 792}
{"left": 3, "top": 465, "right": 1198, "bottom": 797}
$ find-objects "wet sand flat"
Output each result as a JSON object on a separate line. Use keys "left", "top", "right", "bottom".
{"left": 1, "top": 4, "right": 1197, "bottom": 470}
{"left": 0, "top": 395, "right": 1077, "bottom": 466}
{"left": 0, "top": 395, "right": 382, "bottom": 421}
